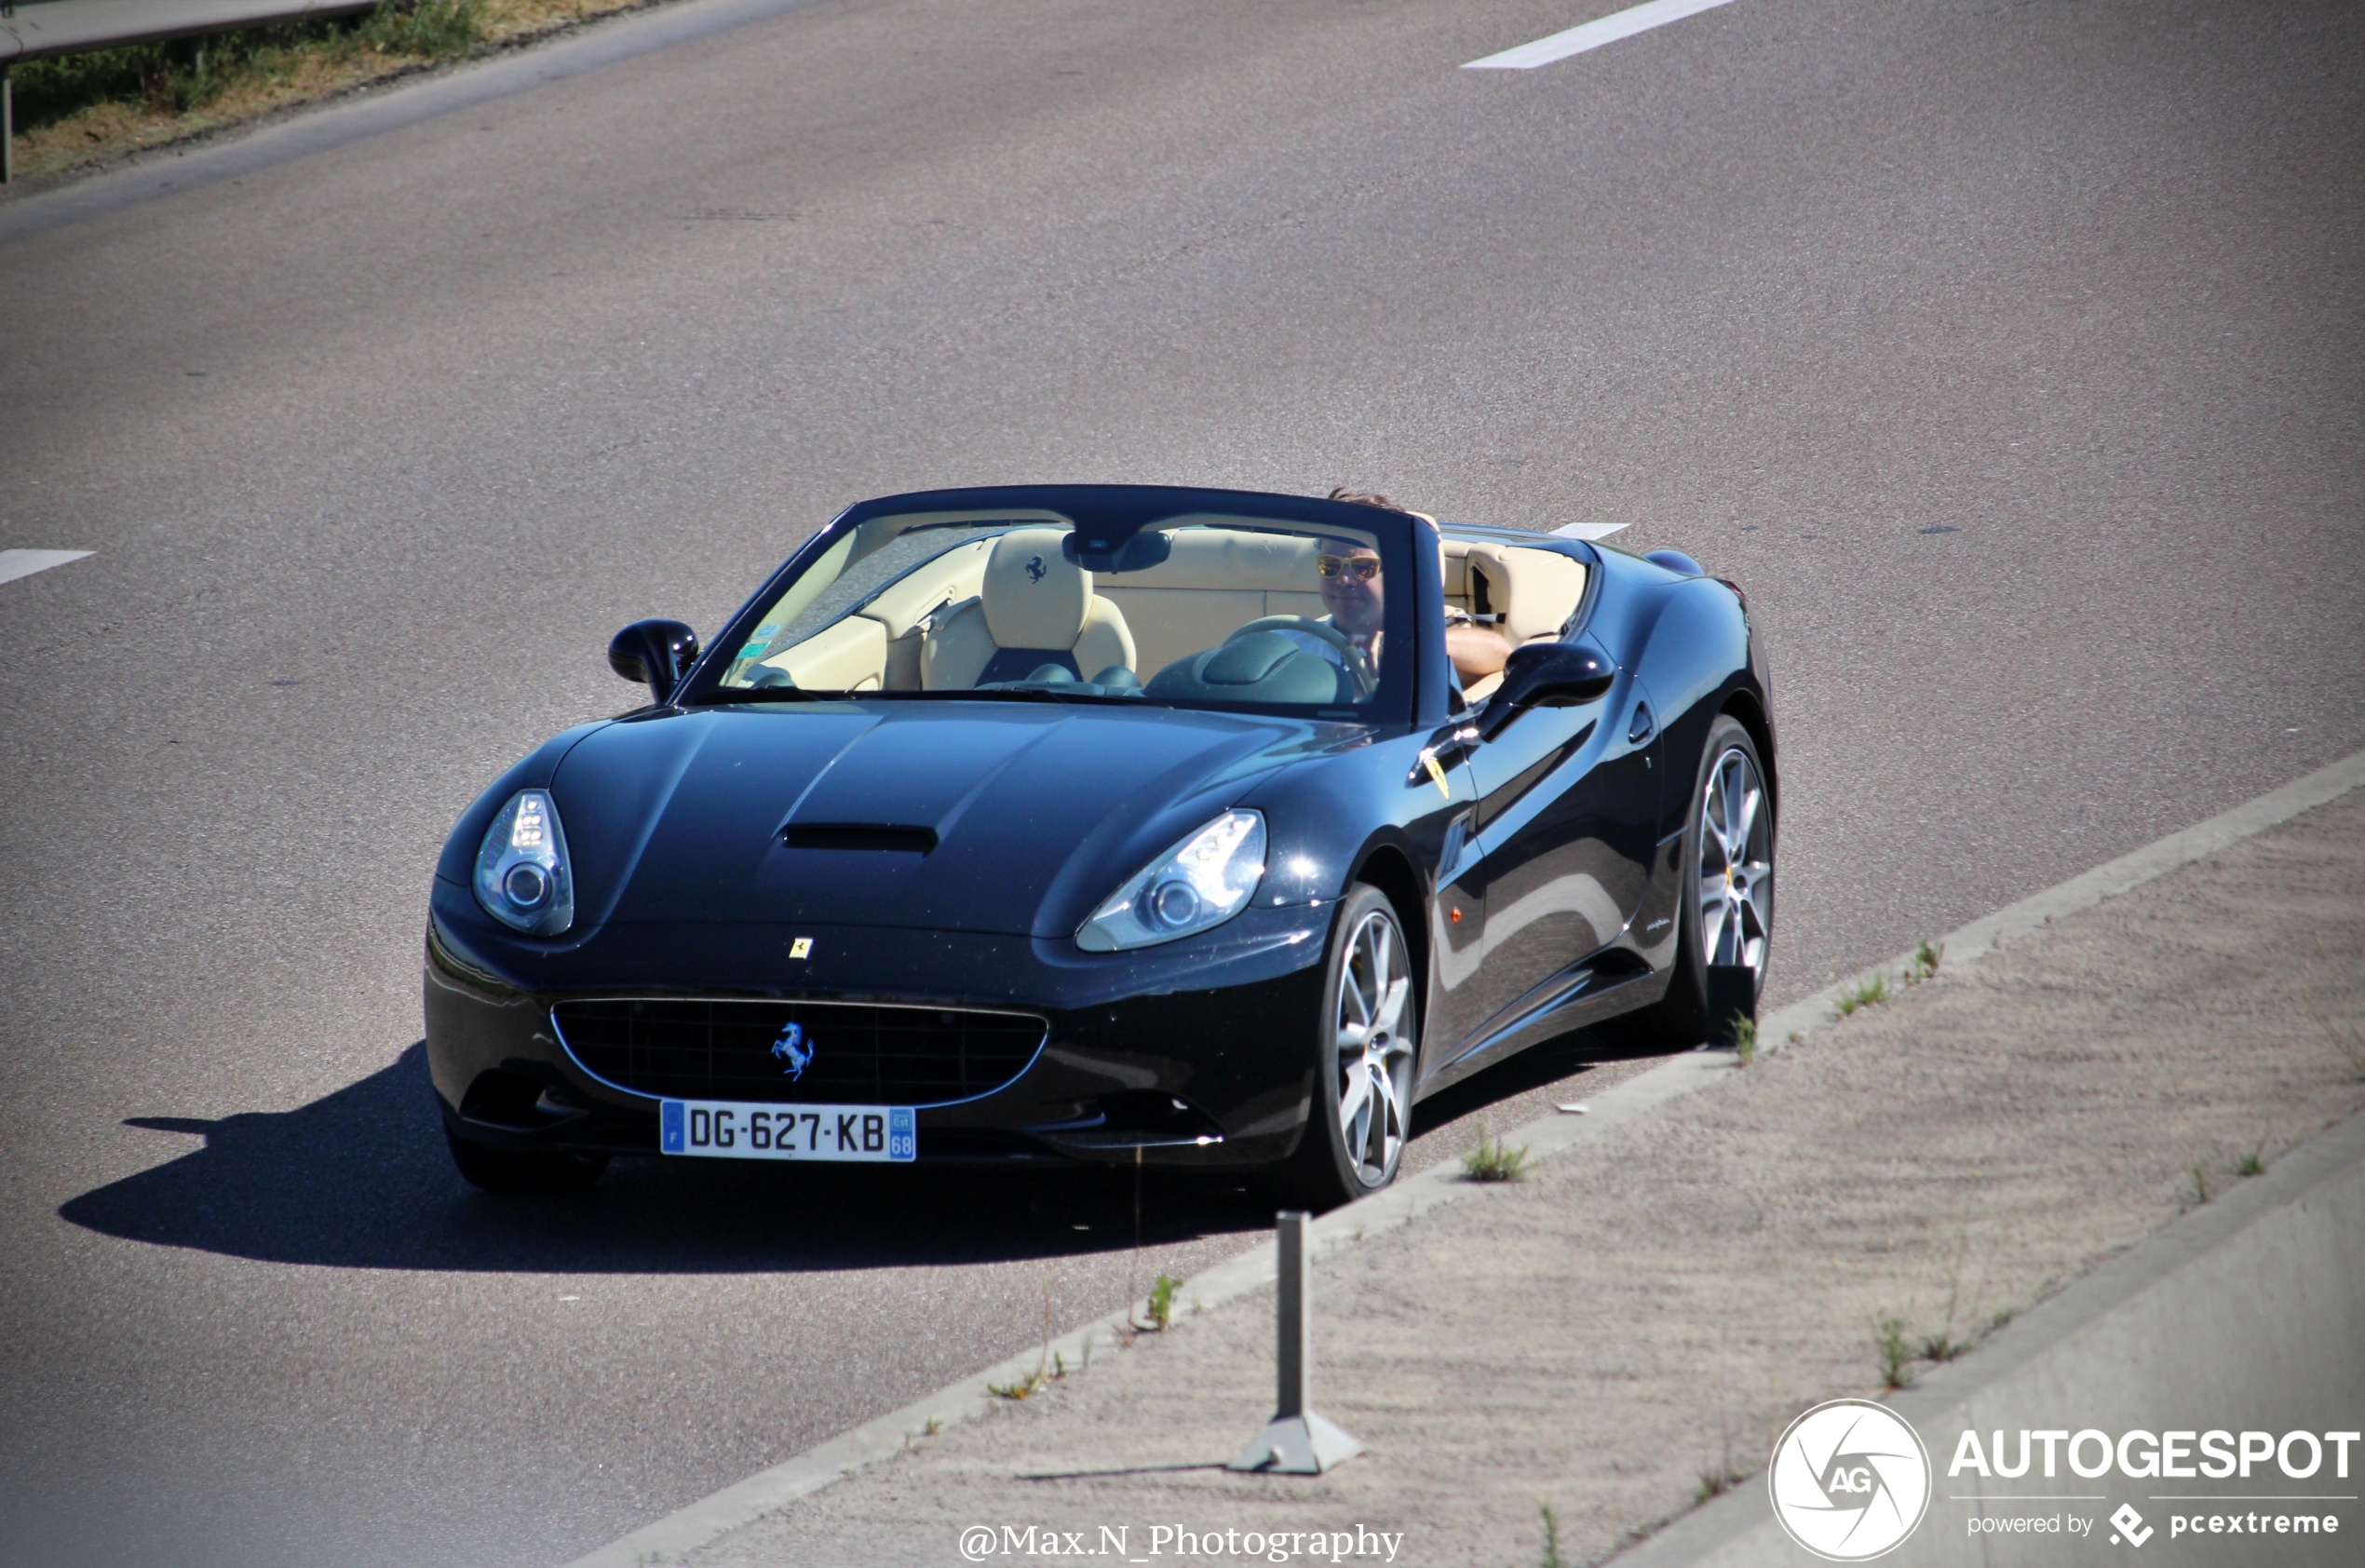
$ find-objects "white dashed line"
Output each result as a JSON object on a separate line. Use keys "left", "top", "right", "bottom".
{"left": 1465, "top": 0, "right": 1737, "bottom": 71}
{"left": 0, "top": 549, "right": 93, "bottom": 587}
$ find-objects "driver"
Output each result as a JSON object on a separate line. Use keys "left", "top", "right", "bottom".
{"left": 1315, "top": 534, "right": 1387, "bottom": 668}
{"left": 1325, "top": 488, "right": 1515, "bottom": 688}
{"left": 1258, "top": 531, "right": 1386, "bottom": 697}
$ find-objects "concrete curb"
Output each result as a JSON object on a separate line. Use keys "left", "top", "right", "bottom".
{"left": 564, "top": 747, "right": 2365, "bottom": 1568}
{"left": 1609, "top": 1109, "right": 2365, "bottom": 1567}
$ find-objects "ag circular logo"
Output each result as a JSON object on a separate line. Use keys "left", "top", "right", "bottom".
{"left": 1767, "top": 1399, "right": 1931, "bottom": 1561}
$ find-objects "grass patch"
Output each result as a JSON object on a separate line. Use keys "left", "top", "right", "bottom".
{"left": 989, "top": 1284, "right": 1072, "bottom": 1399}
{"left": 1905, "top": 939, "right": 1943, "bottom": 985}
{"left": 1835, "top": 973, "right": 1891, "bottom": 1018}
{"left": 1463, "top": 1129, "right": 1531, "bottom": 1183}
{"left": 1695, "top": 1464, "right": 1745, "bottom": 1503}
{"left": 1141, "top": 1274, "right": 1181, "bottom": 1333}
{"left": 2311, "top": 1002, "right": 2365, "bottom": 1080}
{"left": 5, "top": 1, "right": 654, "bottom": 183}
{"left": 1917, "top": 1329, "right": 1967, "bottom": 1363}
{"left": 1538, "top": 1505, "right": 1564, "bottom": 1568}
{"left": 1730, "top": 1013, "right": 1758, "bottom": 1067}
{"left": 1875, "top": 1314, "right": 1914, "bottom": 1389}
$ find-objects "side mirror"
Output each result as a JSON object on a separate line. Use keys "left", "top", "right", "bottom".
{"left": 1478, "top": 641, "right": 1615, "bottom": 741}
{"left": 608, "top": 619, "right": 699, "bottom": 705}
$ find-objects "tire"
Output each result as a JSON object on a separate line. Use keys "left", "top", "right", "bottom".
{"left": 445, "top": 1129, "right": 609, "bottom": 1195}
{"left": 1617, "top": 715, "right": 1775, "bottom": 1048}
{"left": 1278, "top": 884, "right": 1420, "bottom": 1210}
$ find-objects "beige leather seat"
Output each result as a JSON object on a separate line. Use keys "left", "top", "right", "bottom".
{"left": 921, "top": 528, "right": 1137, "bottom": 689}
{"left": 1461, "top": 543, "right": 1589, "bottom": 702}
{"left": 1088, "top": 526, "right": 1326, "bottom": 679}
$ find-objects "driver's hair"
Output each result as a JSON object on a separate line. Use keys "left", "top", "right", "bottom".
{"left": 1327, "top": 486, "right": 1405, "bottom": 512}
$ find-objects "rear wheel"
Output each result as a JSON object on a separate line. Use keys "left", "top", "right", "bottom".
{"left": 445, "top": 1129, "right": 608, "bottom": 1195}
{"left": 1620, "top": 716, "right": 1774, "bottom": 1048}
{"left": 1279, "top": 884, "right": 1419, "bottom": 1210}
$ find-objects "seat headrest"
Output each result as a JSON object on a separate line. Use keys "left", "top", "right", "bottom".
{"left": 982, "top": 529, "right": 1091, "bottom": 650}
{"left": 1465, "top": 543, "right": 1589, "bottom": 643}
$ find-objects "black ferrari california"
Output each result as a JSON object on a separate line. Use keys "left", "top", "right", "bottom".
{"left": 426, "top": 485, "right": 1775, "bottom": 1207}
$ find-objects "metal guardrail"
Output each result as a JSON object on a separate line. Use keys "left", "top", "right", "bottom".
{"left": 1, "top": 0, "right": 379, "bottom": 182}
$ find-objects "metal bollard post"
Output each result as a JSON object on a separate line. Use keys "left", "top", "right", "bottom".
{"left": 3, "top": 68, "right": 13, "bottom": 187}
{"left": 1226, "top": 1210, "right": 1362, "bottom": 1474}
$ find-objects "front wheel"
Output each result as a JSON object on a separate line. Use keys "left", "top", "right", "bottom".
{"left": 1278, "top": 884, "right": 1419, "bottom": 1210}
{"left": 1618, "top": 715, "right": 1774, "bottom": 1048}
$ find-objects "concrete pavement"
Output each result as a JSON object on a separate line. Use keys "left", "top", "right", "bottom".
{"left": 2, "top": 0, "right": 2359, "bottom": 1562}
{"left": 670, "top": 767, "right": 2365, "bottom": 1568}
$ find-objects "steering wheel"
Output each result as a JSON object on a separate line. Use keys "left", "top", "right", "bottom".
{"left": 1224, "top": 615, "right": 1376, "bottom": 695}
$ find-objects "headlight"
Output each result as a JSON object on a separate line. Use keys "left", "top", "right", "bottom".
{"left": 1076, "top": 810, "right": 1265, "bottom": 953}
{"left": 474, "top": 789, "right": 574, "bottom": 936}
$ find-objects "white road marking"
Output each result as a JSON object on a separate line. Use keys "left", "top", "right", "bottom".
{"left": 0, "top": 549, "right": 93, "bottom": 587}
{"left": 1465, "top": 0, "right": 1737, "bottom": 71}
{"left": 1551, "top": 521, "right": 1629, "bottom": 540}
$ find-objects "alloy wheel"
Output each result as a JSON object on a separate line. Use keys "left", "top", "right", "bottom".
{"left": 1696, "top": 745, "right": 1773, "bottom": 979}
{"left": 1332, "top": 907, "right": 1414, "bottom": 1188}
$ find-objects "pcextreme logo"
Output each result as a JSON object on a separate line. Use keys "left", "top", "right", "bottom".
{"left": 1768, "top": 1399, "right": 1933, "bottom": 1561}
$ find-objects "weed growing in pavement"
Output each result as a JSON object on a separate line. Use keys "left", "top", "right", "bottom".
{"left": 1698, "top": 1403, "right": 1746, "bottom": 1501}
{"left": 2237, "top": 1134, "right": 2268, "bottom": 1178}
{"left": 1730, "top": 1014, "right": 1758, "bottom": 1067}
{"left": 1906, "top": 940, "right": 1944, "bottom": 985}
{"left": 1915, "top": 1240, "right": 1987, "bottom": 1364}
{"left": 1990, "top": 1307, "right": 2016, "bottom": 1334}
{"left": 1836, "top": 974, "right": 1891, "bottom": 1017}
{"left": 1462, "top": 1129, "right": 1532, "bottom": 1183}
{"left": 1538, "top": 1505, "right": 1564, "bottom": 1568}
{"left": 1138, "top": 1274, "right": 1181, "bottom": 1333}
{"left": 991, "top": 1284, "right": 1073, "bottom": 1399}
{"left": 1918, "top": 1329, "right": 1967, "bottom": 1363}
{"left": 2190, "top": 1163, "right": 2212, "bottom": 1205}
{"left": 1876, "top": 1315, "right": 1915, "bottom": 1389}
{"left": 2308, "top": 1002, "right": 2365, "bottom": 1080}
{"left": 1696, "top": 1466, "right": 1744, "bottom": 1504}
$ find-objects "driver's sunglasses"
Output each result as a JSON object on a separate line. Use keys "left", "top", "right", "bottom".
{"left": 1315, "top": 553, "right": 1382, "bottom": 582}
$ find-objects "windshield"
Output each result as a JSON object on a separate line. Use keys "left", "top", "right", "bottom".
{"left": 708, "top": 507, "right": 1409, "bottom": 716}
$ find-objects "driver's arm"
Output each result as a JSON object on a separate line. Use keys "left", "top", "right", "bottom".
{"left": 1445, "top": 620, "right": 1513, "bottom": 684}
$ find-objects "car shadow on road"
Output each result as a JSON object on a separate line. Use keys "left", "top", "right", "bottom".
{"left": 62, "top": 1029, "right": 1669, "bottom": 1274}
{"left": 60, "top": 1042, "right": 1277, "bottom": 1274}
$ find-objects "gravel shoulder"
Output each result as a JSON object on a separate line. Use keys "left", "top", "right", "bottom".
{"left": 682, "top": 784, "right": 2365, "bottom": 1568}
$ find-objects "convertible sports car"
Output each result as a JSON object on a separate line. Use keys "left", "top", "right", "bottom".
{"left": 426, "top": 484, "right": 1775, "bottom": 1207}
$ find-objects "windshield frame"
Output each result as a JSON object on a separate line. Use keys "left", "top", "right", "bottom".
{"left": 677, "top": 485, "right": 1438, "bottom": 724}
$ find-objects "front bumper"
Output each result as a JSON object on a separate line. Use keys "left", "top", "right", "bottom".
{"left": 425, "top": 879, "right": 1334, "bottom": 1169}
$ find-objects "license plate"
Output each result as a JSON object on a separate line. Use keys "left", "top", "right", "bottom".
{"left": 659, "top": 1100, "right": 916, "bottom": 1162}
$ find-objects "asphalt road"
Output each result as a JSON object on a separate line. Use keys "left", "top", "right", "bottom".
{"left": 1, "top": 0, "right": 2358, "bottom": 1563}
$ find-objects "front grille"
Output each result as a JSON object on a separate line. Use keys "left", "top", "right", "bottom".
{"left": 551, "top": 998, "right": 1046, "bottom": 1106}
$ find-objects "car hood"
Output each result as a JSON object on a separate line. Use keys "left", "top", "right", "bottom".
{"left": 550, "top": 701, "right": 1342, "bottom": 938}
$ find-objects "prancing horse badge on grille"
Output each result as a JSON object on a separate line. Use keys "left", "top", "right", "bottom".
{"left": 771, "top": 1021, "right": 813, "bottom": 1080}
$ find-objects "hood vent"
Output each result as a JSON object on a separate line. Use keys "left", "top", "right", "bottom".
{"left": 783, "top": 823, "right": 939, "bottom": 854}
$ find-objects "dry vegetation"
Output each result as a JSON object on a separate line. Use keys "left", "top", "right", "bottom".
{"left": 5, "top": 0, "right": 665, "bottom": 184}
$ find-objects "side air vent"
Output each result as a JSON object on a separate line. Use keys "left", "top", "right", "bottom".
{"left": 782, "top": 824, "right": 939, "bottom": 854}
